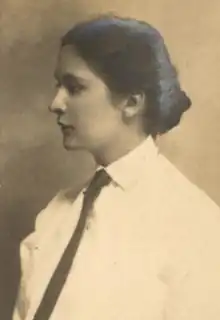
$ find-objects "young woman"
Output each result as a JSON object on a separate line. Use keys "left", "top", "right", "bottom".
{"left": 13, "top": 14, "right": 220, "bottom": 320}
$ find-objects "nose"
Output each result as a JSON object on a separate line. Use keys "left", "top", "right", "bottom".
{"left": 49, "top": 87, "right": 67, "bottom": 114}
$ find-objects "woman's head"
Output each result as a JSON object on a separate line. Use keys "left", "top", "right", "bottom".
{"left": 50, "top": 14, "right": 191, "bottom": 159}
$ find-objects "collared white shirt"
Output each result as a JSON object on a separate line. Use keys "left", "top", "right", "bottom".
{"left": 13, "top": 137, "right": 220, "bottom": 320}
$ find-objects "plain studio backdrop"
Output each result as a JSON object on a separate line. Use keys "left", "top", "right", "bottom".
{"left": 0, "top": 0, "right": 220, "bottom": 318}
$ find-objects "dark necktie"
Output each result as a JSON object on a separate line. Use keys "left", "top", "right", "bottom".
{"left": 32, "top": 169, "right": 111, "bottom": 320}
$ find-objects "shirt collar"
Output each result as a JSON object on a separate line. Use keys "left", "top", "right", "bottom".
{"left": 102, "top": 136, "right": 159, "bottom": 191}
{"left": 63, "top": 137, "right": 159, "bottom": 202}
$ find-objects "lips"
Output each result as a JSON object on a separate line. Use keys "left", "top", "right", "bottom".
{"left": 56, "top": 120, "right": 73, "bottom": 133}
{"left": 57, "top": 121, "right": 72, "bottom": 128}
{"left": 60, "top": 124, "right": 71, "bottom": 129}
{"left": 60, "top": 125, "right": 74, "bottom": 131}
{"left": 56, "top": 116, "right": 75, "bottom": 133}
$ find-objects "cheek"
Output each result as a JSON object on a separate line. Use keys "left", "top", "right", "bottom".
{"left": 67, "top": 92, "right": 121, "bottom": 141}
{"left": 69, "top": 96, "right": 109, "bottom": 122}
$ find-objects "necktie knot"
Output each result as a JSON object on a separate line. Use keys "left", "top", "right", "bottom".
{"left": 84, "top": 169, "right": 111, "bottom": 203}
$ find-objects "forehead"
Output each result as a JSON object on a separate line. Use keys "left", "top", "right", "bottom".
{"left": 55, "top": 45, "right": 99, "bottom": 83}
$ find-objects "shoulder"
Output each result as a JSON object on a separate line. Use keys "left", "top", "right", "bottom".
{"left": 35, "top": 187, "right": 83, "bottom": 232}
{"left": 147, "top": 154, "right": 220, "bottom": 279}
{"left": 154, "top": 153, "right": 220, "bottom": 255}
{"left": 156, "top": 153, "right": 220, "bottom": 214}
{"left": 20, "top": 187, "right": 84, "bottom": 257}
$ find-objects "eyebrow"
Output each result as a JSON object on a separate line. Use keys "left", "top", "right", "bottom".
{"left": 54, "top": 72, "right": 86, "bottom": 84}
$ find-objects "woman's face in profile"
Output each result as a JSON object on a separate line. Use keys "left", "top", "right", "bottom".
{"left": 50, "top": 45, "right": 125, "bottom": 153}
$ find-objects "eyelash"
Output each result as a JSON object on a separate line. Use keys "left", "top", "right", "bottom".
{"left": 67, "top": 84, "right": 84, "bottom": 95}
{"left": 55, "top": 82, "right": 84, "bottom": 95}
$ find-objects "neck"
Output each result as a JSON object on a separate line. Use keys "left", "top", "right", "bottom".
{"left": 93, "top": 131, "right": 148, "bottom": 167}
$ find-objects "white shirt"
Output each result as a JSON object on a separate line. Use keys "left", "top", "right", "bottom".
{"left": 13, "top": 137, "right": 220, "bottom": 320}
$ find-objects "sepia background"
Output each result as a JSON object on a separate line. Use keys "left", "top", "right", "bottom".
{"left": 0, "top": 0, "right": 220, "bottom": 318}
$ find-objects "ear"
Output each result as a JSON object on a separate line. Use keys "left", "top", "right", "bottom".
{"left": 123, "top": 93, "right": 146, "bottom": 118}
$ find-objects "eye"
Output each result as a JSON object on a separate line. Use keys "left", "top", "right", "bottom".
{"left": 55, "top": 73, "right": 86, "bottom": 95}
{"left": 66, "top": 83, "right": 85, "bottom": 95}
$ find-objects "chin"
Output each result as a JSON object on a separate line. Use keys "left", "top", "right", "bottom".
{"left": 62, "top": 137, "right": 84, "bottom": 151}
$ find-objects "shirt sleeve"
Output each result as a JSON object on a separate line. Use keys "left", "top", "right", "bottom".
{"left": 12, "top": 190, "right": 69, "bottom": 320}
{"left": 12, "top": 209, "right": 45, "bottom": 320}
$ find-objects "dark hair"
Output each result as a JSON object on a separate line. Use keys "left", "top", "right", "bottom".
{"left": 61, "top": 14, "right": 191, "bottom": 136}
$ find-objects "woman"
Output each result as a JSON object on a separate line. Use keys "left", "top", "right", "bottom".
{"left": 13, "top": 14, "right": 220, "bottom": 320}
